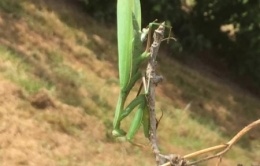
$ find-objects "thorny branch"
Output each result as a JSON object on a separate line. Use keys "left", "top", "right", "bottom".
{"left": 146, "top": 22, "right": 187, "bottom": 166}
{"left": 144, "top": 22, "right": 259, "bottom": 166}
{"left": 146, "top": 22, "right": 166, "bottom": 165}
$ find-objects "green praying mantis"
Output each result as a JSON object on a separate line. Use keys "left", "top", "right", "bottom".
{"left": 112, "top": 0, "right": 171, "bottom": 142}
{"left": 112, "top": 0, "right": 149, "bottom": 141}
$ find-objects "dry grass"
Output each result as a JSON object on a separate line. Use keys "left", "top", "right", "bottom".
{"left": 0, "top": 0, "right": 259, "bottom": 165}
{"left": 0, "top": 79, "right": 156, "bottom": 166}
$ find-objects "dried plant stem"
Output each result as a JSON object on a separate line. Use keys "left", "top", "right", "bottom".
{"left": 146, "top": 22, "right": 165, "bottom": 165}
{"left": 183, "top": 144, "right": 227, "bottom": 159}
{"left": 186, "top": 119, "right": 260, "bottom": 165}
{"left": 161, "top": 119, "right": 260, "bottom": 166}
{"left": 141, "top": 21, "right": 259, "bottom": 166}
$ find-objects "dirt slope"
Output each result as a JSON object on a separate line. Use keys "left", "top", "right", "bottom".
{"left": 0, "top": 78, "right": 156, "bottom": 166}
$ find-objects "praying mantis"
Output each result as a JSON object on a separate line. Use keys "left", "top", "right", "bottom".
{"left": 112, "top": 0, "right": 149, "bottom": 141}
{"left": 112, "top": 0, "right": 171, "bottom": 141}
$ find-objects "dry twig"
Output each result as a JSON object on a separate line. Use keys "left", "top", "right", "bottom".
{"left": 142, "top": 21, "right": 259, "bottom": 166}
{"left": 161, "top": 119, "right": 260, "bottom": 166}
{"left": 146, "top": 22, "right": 166, "bottom": 165}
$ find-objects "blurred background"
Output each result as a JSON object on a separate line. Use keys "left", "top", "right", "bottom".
{"left": 0, "top": 0, "right": 259, "bottom": 165}
{"left": 83, "top": 0, "right": 260, "bottom": 94}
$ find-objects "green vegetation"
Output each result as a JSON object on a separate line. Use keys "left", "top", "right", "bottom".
{"left": 83, "top": 0, "right": 260, "bottom": 92}
{"left": 0, "top": 0, "right": 23, "bottom": 14}
{"left": 0, "top": 45, "right": 52, "bottom": 93}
